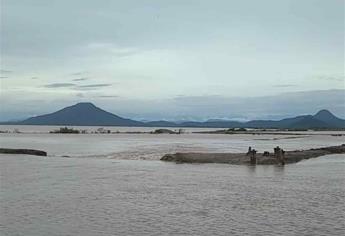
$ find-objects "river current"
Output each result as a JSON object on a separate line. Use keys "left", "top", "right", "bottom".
{"left": 0, "top": 126, "right": 344, "bottom": 235}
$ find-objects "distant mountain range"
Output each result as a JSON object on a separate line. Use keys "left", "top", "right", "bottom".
{"left": 3, "top": 102, "right": 345, "bottom": 129}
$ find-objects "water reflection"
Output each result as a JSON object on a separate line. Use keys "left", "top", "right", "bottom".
{"left": 244, "top": 164, "right": 285, "bottom": 177}
{"left": 245, "top": 164, "right": 257, "bottom": 176}
{"left": 273, "top": 165, "right": 285, "bottom": 176}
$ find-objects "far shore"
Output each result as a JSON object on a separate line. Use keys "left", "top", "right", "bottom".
{"left": 0, "top": 126, "right": 345, "bottom": 136}
{"left": 192, "top": 128, "right": 345, "bottom": 136}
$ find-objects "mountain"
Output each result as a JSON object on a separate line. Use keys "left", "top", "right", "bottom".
{"left": 179, "top": 120, "right": 243, "bottom": 128}
{"left": 18, "top": 102, "right": 144, "bottom": 126}
{"left": 144, "top": 111, "right": 344, "bottom": 129}
{"left": 5, "top": 103, "right": 345, "bottom": 129}
{"left": 203, "top": 110, "right": 345, "bottom": 129}
{"left": 289, "top": 116, "right": 329, "bottom": 129}
{"left": 313, "top": 109, "right": 345, "bottom": 128}
{"left": 223, "top": 113, "right": 344, "bottom": 129}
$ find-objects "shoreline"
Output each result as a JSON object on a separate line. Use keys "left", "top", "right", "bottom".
{"left": 161, "top": 144, "right": 345, "bottom": 165}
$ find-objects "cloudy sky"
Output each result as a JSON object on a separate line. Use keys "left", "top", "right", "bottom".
{"left": 0, "top": 0, "right": 344, "bottom": 121}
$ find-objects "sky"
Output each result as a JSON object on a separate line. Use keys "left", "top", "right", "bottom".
{"left": 0, "top": 0, "right": 344, "bottom": 121}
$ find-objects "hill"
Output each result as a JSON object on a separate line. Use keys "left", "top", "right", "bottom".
{"left": 313, "top": 109, "right": 345, "bottom": 128}
{"left": 18, "top": 102, "right": 144, "bottom": 126}
{"left": 187, "top": 110, "right": 344, "bottom": 129}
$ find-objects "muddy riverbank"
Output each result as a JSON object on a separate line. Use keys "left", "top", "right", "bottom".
{"left": 161, "top": 144, "right": 345, "bottom": 165}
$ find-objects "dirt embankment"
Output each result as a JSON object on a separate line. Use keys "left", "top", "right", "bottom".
{"left": 0, "top": 148, "right": 47, "bottom": 156}
{"left": 161, "top": 144, "right": 345, "bottom": 165}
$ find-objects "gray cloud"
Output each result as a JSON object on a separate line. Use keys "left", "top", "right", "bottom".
{"left": 0, "top": 76, "right": 9, "bottom": 79}
{"left": 31, "top": 77, "right": 39, "bottom": 80}
{"left": 0, "top": 69, "right": 12, "bottom": 74}
{"left": 42, "top": 83, "right": 112, "bottom": 90}
{"left": 1, "top": 0, "right": 343, "bottom": 121}
{"left": 273, "top": 84, "right": 297, "bottom": 88}
{"left": 315, "top": 75, "right": 344, "bottom": 82}
{"left": 77, "top": 83, "right": 112, "bottom": 88}
{"left": 44, "top": 83, "right": 76, "bottom": 88}
{"left": 98, "top": 95, "right": 119, "bottom": 98}
{"left": 168, "top": 89, "right": 345, "bottom": 120}
{"left": 73, "top": 77, "right": 89, "bottom": 82}
{"left": 70, "top": 72, "right": 88, "bottom": 76}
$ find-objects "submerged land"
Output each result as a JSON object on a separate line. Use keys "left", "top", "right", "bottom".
{"left": 1, "top": 144, "right": 344, "bottom": 166}
{"left": 0, "top": 148, "right": 47, "bottom": 156}
{"left": 161, "top": 144, "right": 345, "bottom": 165}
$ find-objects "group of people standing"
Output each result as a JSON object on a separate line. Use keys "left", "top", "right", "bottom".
{"left": 246, "top": 146, "right": 285, "bottom": 165}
